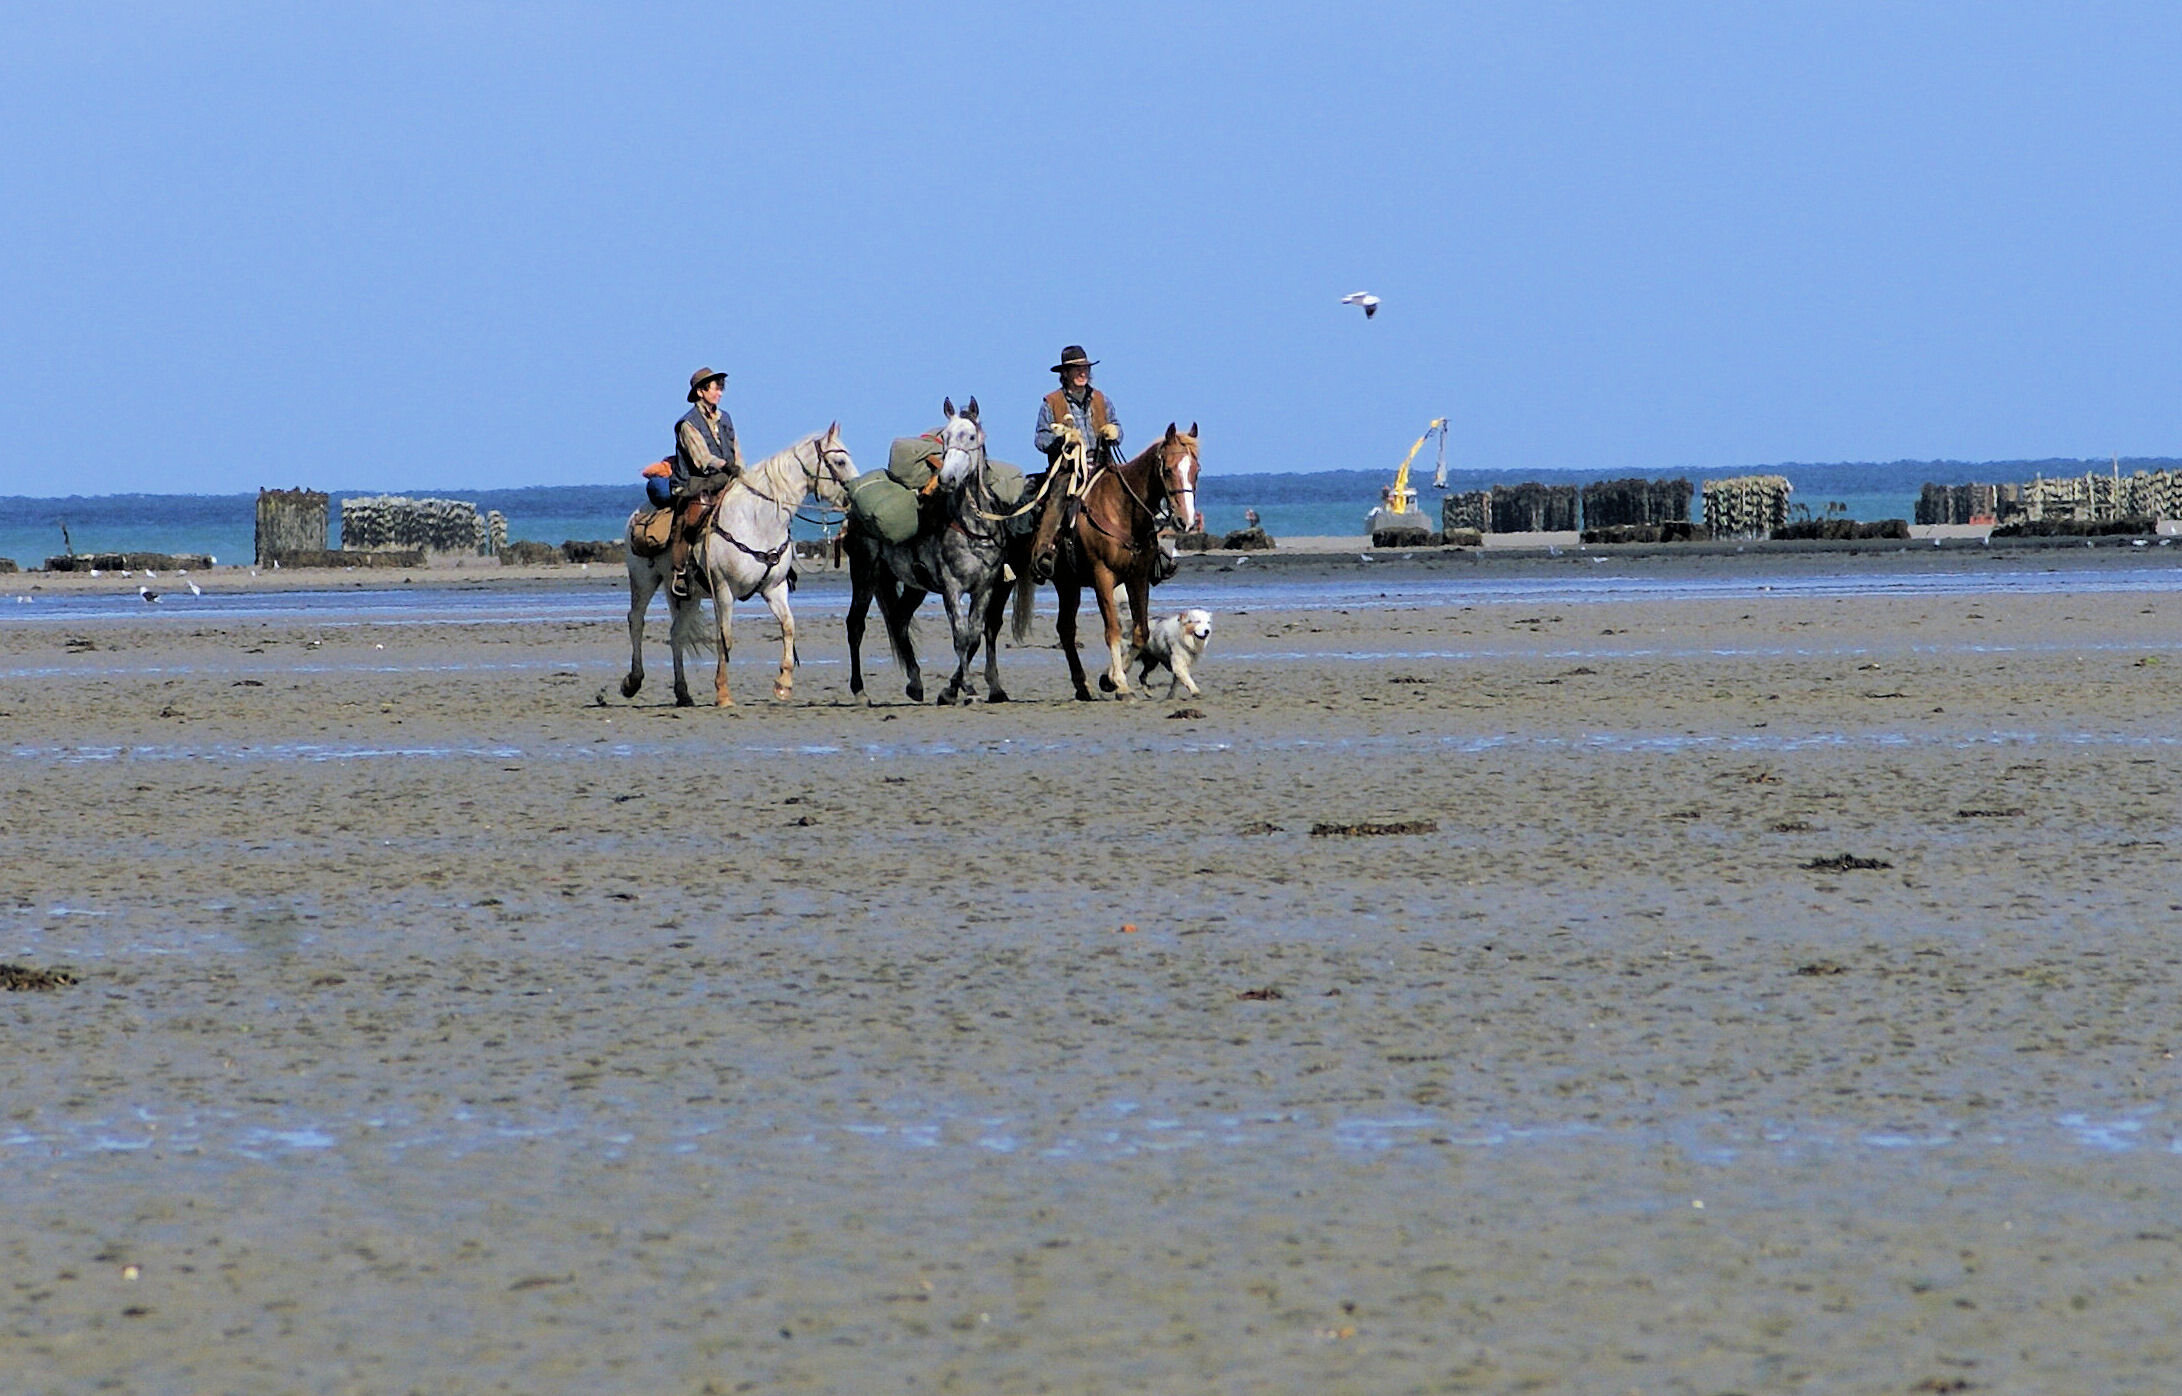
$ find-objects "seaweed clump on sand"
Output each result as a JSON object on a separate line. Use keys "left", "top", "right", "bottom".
{"left": 0, "top": 964, "right": 78, "bottom": 992}
{"left": 1801, "top": 853, "right": 1893, "bottom": 872}
{"left": 1310, "top": 819, "right": 1439, "bottom": 838}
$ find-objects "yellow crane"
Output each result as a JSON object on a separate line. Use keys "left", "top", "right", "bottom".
{"left": 1368, "top": 417, "right": 1449, "bottom": 538}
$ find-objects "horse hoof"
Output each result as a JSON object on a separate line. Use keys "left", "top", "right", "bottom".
{"left": 987, "top": 689, "right": 1009, "bottom": 704}
{"left": 620, "top": 674, "right": 642, "bottom": 698}
{"left": 675, "top": 692, "right": 694, "bottom": 708}
{"left": 1074, "top": 688, "right": 1095, "bottom": 702}
{"left": 937, "top": 689, "right": 959, "bottom": 706}
{"left": 1098, "top": 674, "right": 1117, "bottom": 693}
{"left": 905, "top": 685, "right": 924, "bottom": 703}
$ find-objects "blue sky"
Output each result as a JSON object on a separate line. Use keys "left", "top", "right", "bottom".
{"left": 4, "top": 2, "right": 2179, "bottom": 494}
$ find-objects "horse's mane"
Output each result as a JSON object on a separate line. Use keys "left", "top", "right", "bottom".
{"left": 1114, "top": 430, "right": 1195, "bottom": 475}
{"left": 731, "top": 431, "right": 830, "bottom": 502}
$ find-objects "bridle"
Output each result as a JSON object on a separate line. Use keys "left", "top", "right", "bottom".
{"left": 1079, "top": 437, "right": 1196, "bottom": 552}
{"left": 715, "top": 433, "right": 851, "bottom": 567}
{"left": 940, "top": 424, "right": 1008, "bottom": 542}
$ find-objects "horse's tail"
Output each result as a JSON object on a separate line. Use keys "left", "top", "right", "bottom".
{"left": 671, "top": 593, "right": 717, "bottom": 653}
{"left": 1008, "top": 562, "right": 1036, "bottom": 645}
{"left": 884, "top": 584, "right": 920, "bottom": 673}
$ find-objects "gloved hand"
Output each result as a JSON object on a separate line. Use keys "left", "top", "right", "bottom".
{"left": 1098, "top": 423, "right": 1121, "bottom": 443}
{"left": 1051, "top": 421, "right": 1082, "bottom": 443}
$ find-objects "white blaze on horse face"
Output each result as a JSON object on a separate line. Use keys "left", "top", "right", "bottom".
{"left": 1172, "top": 453, "right": 1199, "bottom": 532}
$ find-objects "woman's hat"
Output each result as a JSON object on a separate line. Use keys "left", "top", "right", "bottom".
{"left": 687, "top": 367, "right": 727, "bottom": 402}
{"left": 1050, "top": 346, "right": 1097, "bottom": 373}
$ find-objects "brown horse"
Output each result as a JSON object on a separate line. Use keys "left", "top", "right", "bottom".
{"left": 1007, "top": 424, "right": 1201, "bottom": 700}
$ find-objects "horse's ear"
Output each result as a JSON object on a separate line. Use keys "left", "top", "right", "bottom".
{"left": 827, "top": 421, "right": 840, "bottom": 441}
{"left": 1164, "top": 422, "right": 1179, "bottom": 442}
{"left": 965, "top": 396, "right": 979, "bottom": 422}
{"left": 1189, "top": 422, "right": 1198, "bottom": 438}
{"left": 942, "top": 397, "right": 956, "bottom": 420}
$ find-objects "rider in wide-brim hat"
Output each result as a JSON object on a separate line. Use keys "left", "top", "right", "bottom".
{"left": 1031, "top": 345, "right": 1123, "bottom": 581}
{"left": 1035, "top": 347, "right": 1119, "bottom": 462}
{"left": 667, "top": 366, "right": 742, "bottom": 596}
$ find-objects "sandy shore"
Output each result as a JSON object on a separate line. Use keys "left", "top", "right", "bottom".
{"left": 5, "top": 555, "right": 2182, "bottom": 1392}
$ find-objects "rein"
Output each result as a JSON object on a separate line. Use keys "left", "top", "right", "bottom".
{"left": 1077, "top": 446, "right": 1177, "bottom": 553}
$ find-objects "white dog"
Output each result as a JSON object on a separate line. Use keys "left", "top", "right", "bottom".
{"left": 1136, "top": 607, "right": 1213, "bottom": 698}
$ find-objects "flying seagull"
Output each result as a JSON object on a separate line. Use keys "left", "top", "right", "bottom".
{"left": 1341, "top": 292, "right": 1380, "bottom": 319}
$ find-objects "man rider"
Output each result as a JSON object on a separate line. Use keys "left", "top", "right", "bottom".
{"left": 1030, "top": 345, "right": 1121, "bottom": 578}
{"left": 670, "top": 366, "right": 742, "bottom": 597}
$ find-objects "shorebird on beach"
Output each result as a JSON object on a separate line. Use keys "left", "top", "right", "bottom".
{"left": 138, "top": 586, "right": 161, "bottom": 603}
{"left": 1340, "top": 292, "right": 1380, "bottom": 319}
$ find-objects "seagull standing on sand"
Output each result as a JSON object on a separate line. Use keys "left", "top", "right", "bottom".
{"left": 138, "top": 586, "right": 161, "bottom": 603}
{"left": 1341, "top": 292, "right": 1380, "bottom": 319}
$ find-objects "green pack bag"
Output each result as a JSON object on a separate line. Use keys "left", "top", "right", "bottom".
{"left": 846, "top": 471, "right": 921, "bottom": 545}
{"left": 887, "top": 435, "right": 941, "bottom": 490}
{"left": 983, "top": 458, "right": 1026, "bottom": 509}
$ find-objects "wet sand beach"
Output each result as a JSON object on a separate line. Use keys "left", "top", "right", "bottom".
{"left": 5, "top": 550, "right": 2182, "bottom": 1392}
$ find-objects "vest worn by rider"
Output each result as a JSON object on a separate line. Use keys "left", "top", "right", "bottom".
{"left": 673, "top": 405, "right": 739, "bottom": 497}
{"left": 1042, "top": 388, "right": 1112, "bottom": 465}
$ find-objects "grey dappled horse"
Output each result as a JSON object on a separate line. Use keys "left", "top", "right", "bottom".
{"left": 622, "top": 425, "right": 856, "bottom": 707}
{"left": 846, "top": 399, "right": 1027, "bottom": 705}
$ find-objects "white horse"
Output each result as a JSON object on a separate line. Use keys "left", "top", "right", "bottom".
{"left": 621, "top": 425, "right": 856, "bottom": 707}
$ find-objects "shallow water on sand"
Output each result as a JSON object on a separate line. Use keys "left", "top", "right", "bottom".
{"left": 11, "top": 549, "right": 2182, "bottom": 622}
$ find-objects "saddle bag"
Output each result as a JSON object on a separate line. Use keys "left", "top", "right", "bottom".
{"left": 984, "top": 458, "right": 1027, "bottom": 509}
{"left": 631, "top": 507, "right": 674, "bottom": 557}
{"left": 887, "top": 434, "right": 942, "bottom": 491}
{"left": 845, "top": 472, "right": 922, "bottom": 545}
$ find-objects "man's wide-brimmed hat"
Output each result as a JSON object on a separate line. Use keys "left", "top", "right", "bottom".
{"left": 687, "top": 366, "right": 727, "bottom": 402}
{"left": 1050, "top": 346, "right": 1097, "bottom": 373}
